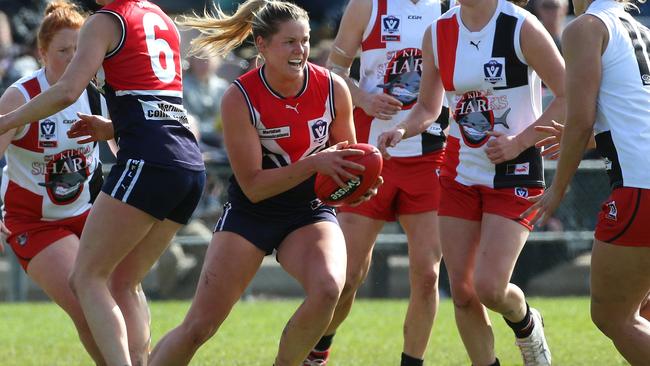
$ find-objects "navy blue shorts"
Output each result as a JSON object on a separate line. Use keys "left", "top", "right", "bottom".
{"left": 213, "top": 202, "right": 338, "bottom": 255}
{"left": 102, "top": 159, "right": 206, "bottom": 224}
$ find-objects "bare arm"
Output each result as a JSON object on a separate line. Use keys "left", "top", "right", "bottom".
{"left": 485, "top": 15, "right": 566, "bottom": 163}
{"left": 377, "top": 26, "right": 446, "bottom": 157}
{"left": 328, "top": 73, "right": 357, "bottom": 145}
{"left": 0, "top": 87, "right": 26, "bottom": 241}
{"left": 524, "top": 14, "right": 606, "bottom": 225}
{"left": 221, "top": 85, "right": 364, "bottom": 203}
{"left": 327, "top": 0, "right": 402, "bottom": 119}
{"left": 0, "top": 13, "right": 120, "bottom": 134}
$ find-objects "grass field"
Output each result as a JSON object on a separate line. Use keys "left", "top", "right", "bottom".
{"left": 0, "top": 297, "right": 628, "bottom": 365}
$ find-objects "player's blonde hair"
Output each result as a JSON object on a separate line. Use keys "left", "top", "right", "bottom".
{"left": 37, "top": 0, "right": 85, "bottom": 50}
{"left": 178, "top": 0, "right": 309, "bottom": 58}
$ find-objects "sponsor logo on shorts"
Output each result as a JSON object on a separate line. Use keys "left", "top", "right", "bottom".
{"left": 514, "top": 187, "right": 529, "bottom": 198}
{"left": 507, "top": 162, "right": 530, "bottom": 176}
{"left": 16, "top": 233, "right": 27, "bottom": 246}
{"left": 606, "top": 201, "right": 617, "bottom": 221}
{"left": 259, "top": 126, "right": 290, "bottom": 139}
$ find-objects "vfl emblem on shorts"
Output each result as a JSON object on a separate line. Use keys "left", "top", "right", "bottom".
{"left": 606, "top": 201, "right": 617, "bottom": 221}
{"left": 310, "top": 119, "right": 329, "bottom": 144}
{"left": 16, "top": 233, "right": 27, "bottom": 246}
{"left": 514, "top": 187, "right": 529, "bottom": 198}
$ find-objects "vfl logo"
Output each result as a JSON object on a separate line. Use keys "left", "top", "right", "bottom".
{"left": 16, "top": 233, "right": 28, "bottom": 246}
{"left": 606, "top": 201, "right": 617, "bottom": 220}
{"left": 381, "top": 15, "right": 401, "bottom": 42}
{"left": 39, "top": 119, "right": 58, "bottom": 148}
{"left": 514, "top": 187, "right": 529, "bottom": 198}
{"left": 470, "top": 40, "right": 481, "bottom": 50}
{"left": 310, "top": 119, "right": 329, "bottom": 144}
{"left": 483, "top": 59, "right": 506, "bottom": 86}
{"left": 285, "top": 103, "right": 299, "bottom": 114}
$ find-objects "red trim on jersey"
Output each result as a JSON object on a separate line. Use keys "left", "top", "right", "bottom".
{"left": 353, "top": 107, "right": 373, "bottom": 144}
{"left": 12, "top": 77, "right": 43, "bottom": 153}
{"left": 361, "top": 0, "right": 388, "bottom": 51}
{"left": 441, "top": 135, "right": 460, "bottom": 180}
{"left": 3, "top": 181, "right": 44, "bottom": 222}
{"left": 437, "top": 15, "right": 459, "bottom": 92}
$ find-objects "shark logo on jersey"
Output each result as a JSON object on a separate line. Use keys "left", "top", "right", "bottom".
{"left": 39, "top": 119, "right": 58, "bottom": 148}
{"left": 454, "top": 92, "right": 510, "bottom": 147}
{"left": 484, "top": 58, "right": 506, "bottom": 87}
{"left": 310, "top": 119, "right": 330, "bottom": 144}
{"left": 38, "top": 149, "right": 91, "bottom": 204}
{"left": 377, "top": 49, "right": 423, "bottom": 107}
{"left": 381, "top": 15, "right": 401, "bottom": 42}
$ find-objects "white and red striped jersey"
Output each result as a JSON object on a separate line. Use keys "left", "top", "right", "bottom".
{"left": 227, "top": 63, "right": 335, "bottom": 211}
{"left": 356, "top": 0, "right": 452, "bottom": 157}
{"left": 433, "top": 0, "right": 544, "bottom": 188}
{"left": 1, "top": 69, "right": 104, "bottom": 221}
{"left": 586, "top": 0, "right": 650, "bottom": 189}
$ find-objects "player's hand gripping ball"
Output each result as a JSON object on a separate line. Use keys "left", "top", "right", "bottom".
{"left": 314, "top": 143, "right": 383, "bottom": 206}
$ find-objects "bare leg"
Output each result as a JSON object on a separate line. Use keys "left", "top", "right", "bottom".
{"left": 473, "top": 214, "right": 529, "bottom": 322}
{"left": 109, "top": 219, "right": 182, "bottom": 366}
{"left": 70, "top": 193, "right": 157, "bottom": 366}
{"left": 149, "top": 232, "right": 265, "bottom": 366}
{"left": 28, "top": 235, "right": 105, "bottom": 365}
{"left": 399, "top": 211, "right": 442, "bottom": 359}
{"left": 325, "top": 212, "right": 384, "bottom": 335}
{"left": 590, "top": 240, "right": 650, "bottom": 365}
{"left": 439, "top": 215, "right": 495, "bottom": 366}
{"left": 274, "top": 221, "right": 347, "bottom": 366}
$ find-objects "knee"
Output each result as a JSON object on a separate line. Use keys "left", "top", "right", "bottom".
{"left": 474, "top": 279, "right": 507, "bottom": 309}
{"left": 409, "top": 266, "right": 440, "bottom": 297}
{"left": 108, "top": 276, "right": 140, "bottom": 300}
{"left": 450, "top": 281, "right": 477, "bottom": 310}
{"left": 343, "top": 266, "right": 368, "bottom": 295}
{"left": 308, "top": 275, "right": 344, "bottom": 308}
{"left": 591, "top": 303, "right": 625, "bottom": 338}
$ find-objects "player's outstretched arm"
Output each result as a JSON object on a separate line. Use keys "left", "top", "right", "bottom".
{"left": 0, "top": 13, "right": 119, "bottom": 134}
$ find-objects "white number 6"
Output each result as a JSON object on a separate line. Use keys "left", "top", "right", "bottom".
{"left": 143, "top": 12, "right": 175, "bottom": 83}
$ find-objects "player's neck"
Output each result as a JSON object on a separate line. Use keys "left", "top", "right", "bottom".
{"left": 460, "top": 0, "right": 498, "bottom": 32}
{"left": 262, "top": 65, "right": 305, "bottom": 98}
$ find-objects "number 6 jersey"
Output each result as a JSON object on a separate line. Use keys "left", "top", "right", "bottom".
{"left": 96, "top": 0, "right": 204, "bottom": 171}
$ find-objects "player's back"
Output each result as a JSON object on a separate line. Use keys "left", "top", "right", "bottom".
{"left": 586, "top": 0, "right": 650, "bottom": 189}
{"left": 96, "top": 0, "right": 204, "bottom": 171}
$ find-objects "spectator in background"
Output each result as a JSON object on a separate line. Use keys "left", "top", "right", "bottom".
{"left": 183, "top": 54, "right": 228, "bottom": 149}
{"left": 531, "top": 0, "right": 568, "bottom": 51}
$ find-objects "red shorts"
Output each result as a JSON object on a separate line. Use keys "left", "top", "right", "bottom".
{"left": 595, "top": 187, "right": 650, "bottom": 247}
{"left": 338, "top": 150, "right": 444, "bottom": 221}
{"left": 5, "top": 211, "right": 88, "bottom": 270}
{"left": 438, "top": 177, "right": 543, "bottom": 231}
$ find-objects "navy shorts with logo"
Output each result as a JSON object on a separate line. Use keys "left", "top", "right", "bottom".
{"left": 213, "top": 201, "right": 338, "bottom": 255}
{"left": 102, "top": 159, "right": 206, "bottom": 224}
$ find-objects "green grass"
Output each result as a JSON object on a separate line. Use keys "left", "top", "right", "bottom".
{"left": 0, "top": 298, "right": 627, "bottom": 365}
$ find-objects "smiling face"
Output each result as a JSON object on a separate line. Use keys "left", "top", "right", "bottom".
{"left": 40, "top": 27, "right": 78, "bottom": 83}
{"left": 256, "top": 19, "right": 310, "bottom": 79}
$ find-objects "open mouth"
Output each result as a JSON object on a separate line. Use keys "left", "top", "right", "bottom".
{"left": 288, "top": 59, "right": 303, "bottom": 69}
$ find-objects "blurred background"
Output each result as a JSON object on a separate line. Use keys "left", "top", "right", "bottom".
{"left": 0, "top": 0, "right": 645, "bottom": 303}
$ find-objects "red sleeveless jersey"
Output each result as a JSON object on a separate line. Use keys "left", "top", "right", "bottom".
{"left": 98, "top": 0, "right": 183, "bottom": 96}
{"left": 234, "top": 62, "right": 336, "bottom": 168}
{"left": 227, "top": 62, "right": 336, "bottom": 212}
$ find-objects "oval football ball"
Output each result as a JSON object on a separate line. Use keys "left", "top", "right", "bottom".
{"left": 314, "top": 143, "right": 383, "bottom": 206}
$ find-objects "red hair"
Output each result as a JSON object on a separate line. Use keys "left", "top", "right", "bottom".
{"left": 37, "top": 0, "right": 85, "bottom": 50}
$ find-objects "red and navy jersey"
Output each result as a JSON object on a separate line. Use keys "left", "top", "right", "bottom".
{"left": 96, "top": 0, "right": 203, "bottom": 171}
{"left": 228, "top": 62, "right": 336, "bottom": 213}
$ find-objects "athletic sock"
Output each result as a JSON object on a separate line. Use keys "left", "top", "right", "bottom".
{"left": 400, "top": 352, "right": 423, "bottom": 366}
{"left": 504, "top": 302, "right": 534, "bottom": 338}
{"left": 314, "top": 333, "right": 335, "bottom": 352}
{"left": 490, "top": 358, "right": 501, "bottom": 366}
